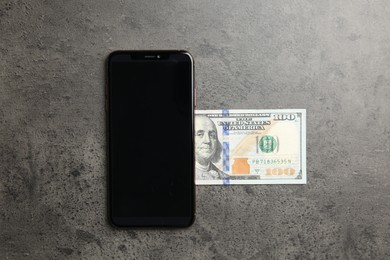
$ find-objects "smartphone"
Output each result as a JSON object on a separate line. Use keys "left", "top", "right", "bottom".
{"left": 107, "top": 50, "right": 195, "bottom": 227}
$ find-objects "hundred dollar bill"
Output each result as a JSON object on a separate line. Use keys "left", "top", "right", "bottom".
{"left": 195, "top": 109, "right": 306, "bottom": 185}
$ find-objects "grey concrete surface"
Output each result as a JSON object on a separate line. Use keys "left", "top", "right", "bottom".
{"left": 1, "top": 0, "right": 389, "bottom": 259}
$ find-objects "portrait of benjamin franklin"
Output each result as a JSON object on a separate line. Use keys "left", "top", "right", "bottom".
{"left": 195, "top": 115, "right": 229, "bottom": 180}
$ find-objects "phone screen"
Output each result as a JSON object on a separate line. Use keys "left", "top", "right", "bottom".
{"left": 108, "top": 51, "right": 195, "bottom": 227}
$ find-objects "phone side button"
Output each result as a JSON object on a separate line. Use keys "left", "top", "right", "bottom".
{"left": 194, "top": 85, "right": 196, "bottom": 107}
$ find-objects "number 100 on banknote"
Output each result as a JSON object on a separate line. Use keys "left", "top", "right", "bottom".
{"left": 195, "top": 109, "right": 306, "bottom": 185}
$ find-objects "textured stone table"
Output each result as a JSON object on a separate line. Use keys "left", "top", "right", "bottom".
{"left": 1, "top": 0, "right": 389, "bottom": 259}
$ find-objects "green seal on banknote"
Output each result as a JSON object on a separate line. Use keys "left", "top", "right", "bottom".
{"left": 259, "top": 135, "right": 277, "bottom": 153}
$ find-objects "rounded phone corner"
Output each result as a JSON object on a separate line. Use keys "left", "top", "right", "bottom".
{"left": 107, "top": 50, "right": 117, "bottom": 61}
{"left": 185, "top": 214, "right": 196, "bottom": 228}
{"left": 106, "top": 50, "right": 124, "bottom": 63}
{"left": 179, "top": 50, "right": 194, "bottom": 63}
{"left": 108, "top": 215, "right": 120, "bottom": 229}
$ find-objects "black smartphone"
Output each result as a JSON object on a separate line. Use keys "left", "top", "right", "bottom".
{"left": 107, "top": 50, "right": 195, "bottom": 227}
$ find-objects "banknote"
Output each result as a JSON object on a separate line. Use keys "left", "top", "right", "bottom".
{"left": 195, "top": 109, "right": 306, "bottom": 185}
